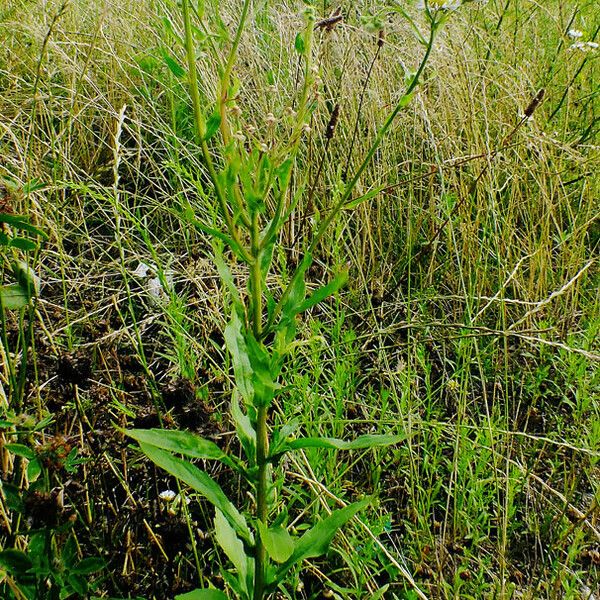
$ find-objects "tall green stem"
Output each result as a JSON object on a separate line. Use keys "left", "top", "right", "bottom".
{"left": 254, "top": 403, "right": 269, "bottom": 600}
{"left": 250, "top": 208, "right": 269, "bottom": 599}
{"left": 181, "top": 0, "right": 249, "bottom": 260}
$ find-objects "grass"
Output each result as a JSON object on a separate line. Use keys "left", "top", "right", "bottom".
{"left": 0, "top": 0, "right": 598, "bottom": 598}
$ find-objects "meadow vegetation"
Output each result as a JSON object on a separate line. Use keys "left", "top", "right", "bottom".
{"left": 0, "top": 0, "right": 598, "bottom": 598}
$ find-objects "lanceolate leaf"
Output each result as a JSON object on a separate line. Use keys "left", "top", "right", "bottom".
{"left": 274, "top": 499, "right": 370, "bottom": 582}
{"left": 231, "top": 394, "right": 256, "bottom": 464}
{"left": 0, "top": 213, "right": 47, "bottom": 238}
{"left": 224, "top": 312, "right": 254, "bottom": 405}
{"left": 139, "top": 443, "right": 252, "bottom": 544}
{"left": 127, "top": 429, "right": 240, "bottom": 471}
{"left": 273, "top": 434, "right": 405, "bottom": 458}
{"left": 175, "top": 590, "right": 229, "bottom": 600}
{"left": 214, "top": 509, "right": 251, "bottom": 594}
{"left": 295, "top": 271, "right": 348, "bottom": 316}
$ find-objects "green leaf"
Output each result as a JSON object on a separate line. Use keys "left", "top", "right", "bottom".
{"left": 0, "top": 213, "right": 47, "bottom": 238}
{"left": 294, "top": 33, "right": 305, "bottom": 54}
{"left": 175, "top": 590, "right": 229, "bottom": 600}
{"left": 70, "top": 557, "right": 106, "bottom": 575}
{"left": 160, "top": 48, "right": 186, "bottom": 78}
{"left": 62, "top": 536, "right": 78, "bottom": 570}
{"left": 274, "top": 499, "right": 370, "bottom": 582}
{"left": 204, "top": 112, "right": 222, "bottom": 141}
{"left": 343, "top": 184, "right": 386, "bottom": 211}
{"left": 21, "top": 178, "right": 46, "bottom": 194}
{"left": 281, "top": 434, "right": 405, "bottom": 454}
{"left": 13, "top": 261, "right": 40, "bottom": 296}
{"left": 224, "top": 312, "right": 254, "bottom": 405}
{"left": 26, "top": 457, "right": 42, "bottom": 482}
{"left": 231, "top": 393, "right": 256, "bottom": 464}
{"left": 257, "top": 522, "right": 294, "bottom": 563}
{"left": 0, "top": 283, "right": 31, "bottom": 309}
{"left": 0, "top": 549, "right": 33, "bottom": 574}
{"left": 4, "top": 443, "right": 36, "bottom": 460}
{"left": 9, "top": 237, "right": 37, "bottom": 252}
{"left": 245, "top": 334, "right": 280, "bottom": 407}
{"left": 127, "top": 429, "right": 240, "bottom": 471}
{"left": 140, "top": 443, "right": 252, "bottom": 544}
{"left": 295, "top": 271, "right": 348, "bottom": 315}
{"left": 67, "top": 573, "right": 88, "bottom": 595}
{"left": 214, "top": 509, "right": 250, "bottom": 593}
{"left": 213, "top": 244, "right": 244, "bottom": 315}
{"left": 371, "top": 585, "right": 390, "bottom": 599}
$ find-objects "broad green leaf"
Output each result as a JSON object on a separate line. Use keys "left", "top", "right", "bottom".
{"left": 127, "top": 429, "right": 240, "bottom": 471}
{"left": 0, "top": 549, "right": 33, "bottom": 574}
{"left": 67, "top": 574, "right": 88, "bottom": 595}
{"left": 274, "top": 499, "right": 370, "bottom": 581}
{"left": 159, "top": 48, "right": 186, "bottom": 78}
{"left": 62, "top": 536, "right": 77, "bottom": 570}
{"left": 213, "top": 245, "right": 244, "bottom": 315}
{"left": 140, "top": 443, "right": 252, "bottom": 544}
{"left": 0, "top": 213, "right": 47, "bottom": 238}
{"left": 26, "top": 457, "right": 42, "bottom": 482}
{"left": 0, "top": 283, "right": 30, "bottom": 309}
{"left": 70, "top": 557, "right": 106, "bottom": 575}
{"left": 214, "top": 509, "right": 250, "bottom": 593}
{"left": 231, "top": 394, "right": 256, "bottom": 464}
{"left": 245, "top": 334, "right": 280, "bottom": 407}
{"left": 294, "top": 33, "right": 305, "bottom": 54}
{"left": 295, "top": 271, "right": 348, "bottom": 315}
{"left": 175, "top": 590, "right": 229, "bottom": 600}
{"left": 13, "top": 261, "right": 40, "bottom": 296}
{"left": 4, "top": 443, "right": 36, "bottom": 460}
{"left": 280, "top": 434, "right": 405, "bottom": 454}
{"left": 204, "top": 112, "right": 222, "bottom": 141}
{"left": 9, "top": 237, "right": 37, "bottom": 252}
{"left": 257, "top": 522, "right": 294, "bottom": 564}
{"left": 224, "top": 312, "right": 254, "bottom": 405}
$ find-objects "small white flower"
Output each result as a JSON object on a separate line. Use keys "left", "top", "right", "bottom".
{"left": 302, "top": 123, "right": 311, "bottom": 134}
{"left": 265, "top": 112, "right": 277, "bottom": 126}
{"left": 569, "top": 41, "right": 599, "bottom": 52}
{"left": 233, "top": 130, "right": 246, "bottom": 142}
{"left": 259, "top": 142, "right": 269, "bottom": 153}
{"left": 159, "top": 490, "right": 177, "bottom": 502}
{"left": 567, "top": 29, "right": 583, "bottom": 39}
{"left": 132, "top": 262, "right": 152, "bottom": 278}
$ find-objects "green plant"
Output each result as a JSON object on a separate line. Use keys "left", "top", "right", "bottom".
{"left": 125, "top": 2, "right": 450, "bottom": 599}
{"left": 0, "top": 180, "right": 47, "bottom": 412}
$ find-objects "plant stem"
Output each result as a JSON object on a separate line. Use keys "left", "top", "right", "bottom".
{"left": 254, "top": 403, "right": 269, "bottom": 600}
{"left": 181, "top": 0, "right": 250, "bottom": 260}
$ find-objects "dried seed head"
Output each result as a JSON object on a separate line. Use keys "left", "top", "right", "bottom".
{"left": 325, "top": 104, "right": 340, "bottom": 140}
{"left": 524, "top": 88, "right": 545, "bottom": 118}
{"left": 378, "top": 29, "right": 385, "bottom": 48}
{"left": 265, "top": 112, "right": 277, "bottom": 126}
